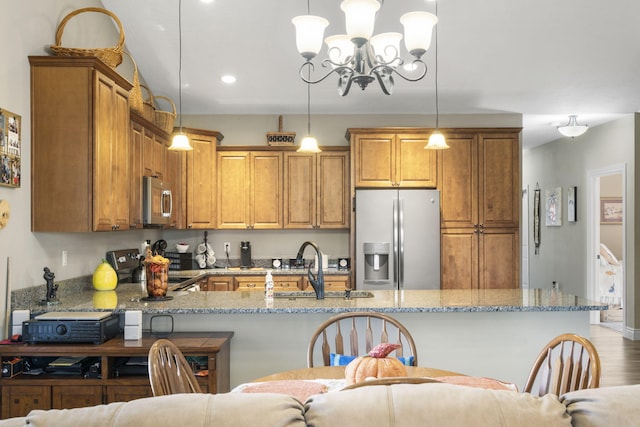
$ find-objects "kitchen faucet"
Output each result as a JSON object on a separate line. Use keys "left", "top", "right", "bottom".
{"left": 295, "top": 241, "right": 324, "bottom": 299}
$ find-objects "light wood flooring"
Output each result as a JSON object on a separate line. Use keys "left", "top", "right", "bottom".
{"left": 590, "top": 324, "right": 640, "bottom": 387}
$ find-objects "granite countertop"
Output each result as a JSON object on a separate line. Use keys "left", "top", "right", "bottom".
{"left": 168, "top": 267, "right": 350, "bottom": 278}
{"left": 13, "top": 275, "right": 606, "bottom": 316}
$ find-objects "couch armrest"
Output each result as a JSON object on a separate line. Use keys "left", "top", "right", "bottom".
{"left": 561, "top": 384, "right": 640, "bottom": 427}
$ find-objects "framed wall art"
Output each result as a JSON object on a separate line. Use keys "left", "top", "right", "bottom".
{"left": 0, "top": 108, "right": 21, "bottom": 188}
{"left": 600, "top": 197, "right": 622, "bottom": 224}
{"left": 545, "top": 187, "right": 562, "bottom": 226}
{"left": 567, "top": 186, "right": 577, "bottom": 222}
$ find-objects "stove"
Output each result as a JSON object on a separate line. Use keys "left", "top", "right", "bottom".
{"left": 106, "top": 249, "right": 141, "bottom": 282}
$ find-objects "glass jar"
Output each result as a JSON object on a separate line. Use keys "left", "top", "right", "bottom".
{"left": 145, "top": 261, "right": 169, "bottom": 298}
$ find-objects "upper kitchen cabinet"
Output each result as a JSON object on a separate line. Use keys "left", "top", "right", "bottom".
{"left": 438, "top": 129, "right": 521, "bottom": 290}
{"left": 183, "top": 128, "right": 223, "bottom": 230}
{"left": 217, "top": 150, "right": 282, "bottom": 229}
{"left": 347, "top": 128, "right": 437, "bottom": 188}
{"left": 30, "top": 56, "right": 132, "bottom": 232}
{"left": 284, "top": 149, "right": 350, "bottom": 229}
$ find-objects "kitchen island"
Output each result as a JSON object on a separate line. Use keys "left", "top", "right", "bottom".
{"left": 12, "top": 278, "right": 604, "bottom": 391}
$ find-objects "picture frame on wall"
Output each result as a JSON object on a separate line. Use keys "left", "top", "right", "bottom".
{"left": 600, "top": 197, "right": 623, "bottom": 224}
{"left": 545, "top": 187, "right": 562, "bottom": 226}
{"left": 567, "top": 186, "right": 577, "bottom": 222}
{"left": 0, "top": 108, "right": 21, "bottom": 188}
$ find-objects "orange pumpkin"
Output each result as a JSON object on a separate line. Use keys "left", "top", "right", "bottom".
{"left": 344, "top": 343, "right": 407, "bottom": 385}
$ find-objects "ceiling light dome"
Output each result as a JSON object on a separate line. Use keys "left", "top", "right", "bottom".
{"left": 558, "top": 115, "right": 589, "bottom": 138}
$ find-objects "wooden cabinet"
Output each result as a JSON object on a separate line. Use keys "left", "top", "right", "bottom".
{"left": 129, "top": 113, "right": 174, "bottom": 229}
{"left": 302, "top": 274, "right": 351, "bottom": 291}
{"left": 30, "top": 56, "right": 132, "bottom": 232}
{"left": 165, "top": 143, "right": 184, "bottom": 229}
{"left": 0, "top": 332, "right": 233, "bottom": 419}
{"left": 199, "top": 275, "right": 233, "bottom": 291}
{"left": 217, "top": 151, "right": 283, "bottom": 229}
{"left": 347, "top": 129, "right": 437, "bottom": 188}
{"left": 284, "top": 149, "right": 350, "bottom": 229}
{"left": 183, "top": 128, "right": 223, "bottom": 229}
{"left": 438, "top": 130, "right": 521, "bottom": 290}
{"left": 234, "top": 275, "right": 303, "bottom": 292}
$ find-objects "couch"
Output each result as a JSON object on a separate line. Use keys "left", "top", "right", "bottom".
{"left": 0, "top": 383, "right": 637, "bottom": 427}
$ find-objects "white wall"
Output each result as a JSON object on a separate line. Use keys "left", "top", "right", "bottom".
{"left": 522, "top": 115, "right": 637, "bottom": 331}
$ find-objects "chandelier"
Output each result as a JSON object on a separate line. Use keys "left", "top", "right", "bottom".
{"left": 557, "top": 115, "right": 589, "bottom": 138}
{"left": 292, "top": 0, "right": 438, "bottom": 96}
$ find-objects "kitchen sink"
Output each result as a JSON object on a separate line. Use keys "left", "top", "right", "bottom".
{"left": 274, "top": 290, "right": 374, "bottom": 299}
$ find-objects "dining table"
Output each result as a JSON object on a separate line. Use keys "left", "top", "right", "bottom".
{"left": 241, "top": 365, "right": 518, "bottom": 399}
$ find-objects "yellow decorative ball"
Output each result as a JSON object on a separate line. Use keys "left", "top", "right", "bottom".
{"left": 93, "top": 290, "right": 118, "bottom": 309}
{"left": 92, "top": 260, "right": 118, "bottom": 291}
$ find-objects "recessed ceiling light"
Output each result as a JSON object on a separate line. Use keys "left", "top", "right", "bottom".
{"left": 200, "top": 0, "right": 214, "bottom": 4}
{"left": 221, "top": 75, "right": 236, "bottom": 84}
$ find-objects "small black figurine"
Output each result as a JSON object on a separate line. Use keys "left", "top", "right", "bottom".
{"left": 43, "top": 267, "right": 59, "bottom": 304}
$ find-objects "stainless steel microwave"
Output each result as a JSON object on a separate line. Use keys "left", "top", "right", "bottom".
{"left": 143, "top": 176, "right": 172, "bottom": 226}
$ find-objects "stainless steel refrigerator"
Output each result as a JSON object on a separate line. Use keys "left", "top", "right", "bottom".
{"left": 355, "top": 189, "right": 440, "bottom": 290}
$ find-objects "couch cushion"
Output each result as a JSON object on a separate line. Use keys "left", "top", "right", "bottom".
{"left": 21, "top": 393, "right": 306, "bottom": 427}
{"left": 561, "top": 384, "right": 640, "bottom": 427}
{"left": 305, "top": 383, "right": 571, "bottom": 427}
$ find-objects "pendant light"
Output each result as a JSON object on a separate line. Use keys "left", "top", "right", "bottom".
{"left": 425, "top": 0, "right": 449, "bottom": 150}
{"left": 168, "top": 0, "right": 192, "bottom": 151}
{"left": 297, "top": 1, "right": 321, "bottom": 153}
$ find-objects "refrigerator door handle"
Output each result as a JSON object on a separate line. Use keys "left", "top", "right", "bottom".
{"left": 398, "top": 198, "right": 404, "bottom": 289}
{"left": 393, "top": 198, "right": 399, "bottom": 285}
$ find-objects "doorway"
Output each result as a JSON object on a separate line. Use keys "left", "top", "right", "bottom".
{"left": 587, "top": 165, "right": 626, "bottom": 333}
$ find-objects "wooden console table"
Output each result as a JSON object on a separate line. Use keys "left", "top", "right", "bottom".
{"left": 0, "top": 332, "right": 233, "bottom": 419}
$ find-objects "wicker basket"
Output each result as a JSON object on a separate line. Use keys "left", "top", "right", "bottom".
{"left": 267, "top": 115, "right": 296, "bottom": 145}
{"left": 154, "top": 95, "right": 176, "bottom": 134}
{"left": 140, "top": 85, "right": 156, "bottom": 122}
{"left": 122, "top": 51, "right": 144, "bottom": 115}
{"left": 50, "top": 7, "right": 125, "bottom": 69}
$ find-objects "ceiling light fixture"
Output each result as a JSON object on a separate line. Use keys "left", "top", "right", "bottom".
{"left": 168, "top": 0, "right": 192, "bottom": 151}
{"left": 425, "top": 0, "right": 448, "bottom": 149}
{"left": 557, "top": 115, "right": 589, "bottom": 138}
{"left": 297, "top": 6, "right": 321, "bottom": 154}
{"left": 292, "top": 0, "right": 438, "bottom": 96}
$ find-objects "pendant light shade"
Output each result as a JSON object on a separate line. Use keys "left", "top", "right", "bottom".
{"left": 169, "top": 132, "right": 191, "bottom": 151}
{"left": 168, "top": 0, "right": 192, "bottom": 151}
{"left": 557, "top": 115, "right": 589, "bottom": 138}
{"left": 298, "top": 136, "right": 321, "bottom": 153}
{"left": 425, "top": 130, "right": 449, "bottom": 149}
{"left": 292, "top": 15, "right": 329, "bottom": 60}
{"left": 424, "top": 0, "right": 449, "bottom": 150}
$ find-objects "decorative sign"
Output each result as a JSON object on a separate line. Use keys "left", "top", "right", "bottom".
{"left": 545, "top": 187, "right": 562, "bottom": 226}
{"left": 0, "top": 108, "right": 21, "bottom": 188}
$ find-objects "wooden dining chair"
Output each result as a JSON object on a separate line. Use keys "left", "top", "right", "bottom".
{"left": 307, "top": 311, "right": 418, "bottom": 368}
{"left": 523, "top": 333, "right": 601, "bottom": 397}
{"left": 148, "top": 338, "right": 202, "bottom": 396}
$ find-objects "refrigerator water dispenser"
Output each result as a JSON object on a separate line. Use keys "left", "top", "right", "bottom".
{"left": 363, "top": 242, "right": 389, "bottom": 281}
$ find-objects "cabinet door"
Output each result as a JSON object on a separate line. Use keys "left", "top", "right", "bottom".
{"left": 106, "top": 385, "right": 152, "bottom": 404}
{"left": 284, "top": 152, "right": 316, "bottom": 229}
{"left": 479, "top": 228, "right": 519, "bottom": 289}
{"left": 217, "top": 152, "right": 251, "bottom": 229}
{"left": 52, "top": 385, "right": 102, "bottom": 409}
{"left": 207, "top": 276, "right": 233, "bottom": 291}
{"left": 165, "top": 146, "right": 183, "bottom": 229}
{"left": 94, "top": 72, "right": 130, "bottom": 231}
{"left": 251, "top": 152, "right": 282, "bottom": 229}
{"left": 479, "top": 133, "right": 520, "bottom": 228}
{"left": 439, "top": 134, "right": 478, "bottom": 229}
{"left": 143, "top": 128, "right": 165, "bottom": 179}
{"left": 396, "top": 134, "right": 437, "bottom": 187}
{"left": 186, "top": 133, "right": 217, "bottom": 229}
{"left": 234, "top": 276, "right": 263, "bottom": 291}
{"left": 129, "top": 121, "right": 144, "bottom": 229}
{"left": 273, "top": 276, "right": 303, "bottom": 291}
{"left": 317, "top": 151, "right": 350, "bottom": 228}
{"left": 353, "top": 134, "right": 395, "bottom": 187}
{"left": 440, "top": 229, "right": 478, "bottom": 290}
{"left": 1, "top": 385, "right": 51, "bottom": 418}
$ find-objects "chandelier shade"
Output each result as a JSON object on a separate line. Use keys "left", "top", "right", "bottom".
{"left": 292, "top": 0, "right": 437, "bottom": 96}
{"left": 557, "top": 115, "right": 589, "bottom": 138}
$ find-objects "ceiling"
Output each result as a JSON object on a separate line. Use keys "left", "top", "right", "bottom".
{"left": 101, "top": 0, "right": 640, "bottom": 149}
